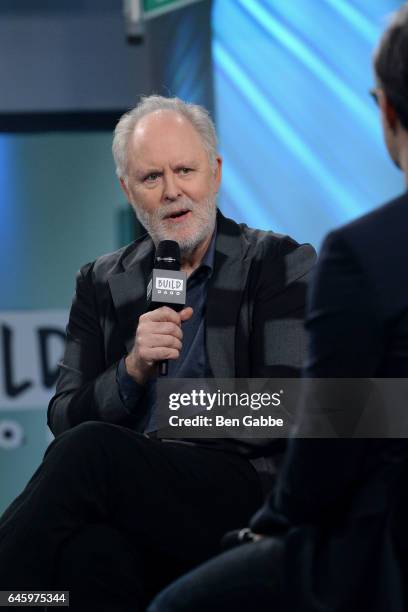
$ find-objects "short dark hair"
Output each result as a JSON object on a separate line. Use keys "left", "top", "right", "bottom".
{"left": 375, "top": 3, "right": 408, "bottom": 130}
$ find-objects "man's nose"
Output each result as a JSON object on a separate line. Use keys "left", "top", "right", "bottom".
{"left": 162, "top": 172, "right": 182, "bottom": 202}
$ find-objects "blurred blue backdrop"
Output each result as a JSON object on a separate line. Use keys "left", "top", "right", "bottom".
{"left": 213, "top": 0, "right": 404, "bottom": 249}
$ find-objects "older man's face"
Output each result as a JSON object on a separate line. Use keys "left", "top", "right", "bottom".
{"left": 121, "top": 110, "right": 222, "bottom": 254}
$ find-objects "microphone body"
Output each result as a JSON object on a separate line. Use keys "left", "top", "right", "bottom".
{"left": 146, "top": 241, "right": 187, "bottom": 376}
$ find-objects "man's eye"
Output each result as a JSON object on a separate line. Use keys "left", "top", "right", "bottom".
{"left": 178, "top": 167, "right": 192, "bottom": 175}
{"left": 144, "top": 173, "right": 160, "bottom": 182}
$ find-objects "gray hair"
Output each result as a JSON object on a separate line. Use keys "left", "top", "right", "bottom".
{"left": 112, "top": 95, "right": 218, "bottom": 179}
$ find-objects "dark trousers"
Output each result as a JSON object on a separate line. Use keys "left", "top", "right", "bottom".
{"left": 147, "top": 537, "right": 285, "bottom": 612}
{"left": 0, "top": 421, "right": 262, "bottom": 611}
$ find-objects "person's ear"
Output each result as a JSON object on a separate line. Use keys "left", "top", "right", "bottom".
{"left": 213, "top": 156, "right": 222, "bottom": 193}
{"left": 119, "top": 177, "right": 132, "bottom": 202}
{"left": 378, "top": 90, "right": 398, "bottom": 132}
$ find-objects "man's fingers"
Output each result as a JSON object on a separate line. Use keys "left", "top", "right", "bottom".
{"left": 138, "top": 321, "right": 183, "bottom": 340}
{"left": 132, "top": 307, "right": 193, "bottom": 374}
{"left": 145, "top": 306, "right": 183, "bottom": 324}
{"left": 141, "top": 306, "right": 193, "bottom": 326}
{"left": 143, "top": 334, "right": 182, "bottom": 352}
{"left": 180, "top": 307, "right": 193, "bottom": 321}
{"left": 142, "top": 347, "right": 180, "bottom": 362}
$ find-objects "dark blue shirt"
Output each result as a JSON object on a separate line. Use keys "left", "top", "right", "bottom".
{"left": 116, "top": 229, "right": 216, "bottom": 432}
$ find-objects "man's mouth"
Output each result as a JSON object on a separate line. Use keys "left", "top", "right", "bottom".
{"left": 164, "top": 209, "right": 191, "bottom": 222}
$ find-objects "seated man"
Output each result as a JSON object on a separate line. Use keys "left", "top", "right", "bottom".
{"left": 148, "top": 5, "right": 408, "bottom": 612}
{"left": 0, "top": 96, "right": 315, "bottom": 610}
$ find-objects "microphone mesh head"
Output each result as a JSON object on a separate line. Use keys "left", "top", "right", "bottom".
{"left": 155, "top": 240, "right": 181, "bottom": 270}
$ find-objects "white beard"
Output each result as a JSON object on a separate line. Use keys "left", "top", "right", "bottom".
{"left": 133, "top": 194, "right": 217, "bottom": 256}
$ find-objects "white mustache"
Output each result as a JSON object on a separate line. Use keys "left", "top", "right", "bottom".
{"left": 158, "top": 199, "right": 195, "bottom": 221}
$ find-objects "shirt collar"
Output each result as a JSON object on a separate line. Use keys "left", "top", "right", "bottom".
{"left": 187, "top": 221, "right": 217, "bottom": 284}
{"left": 200, "top": 221, "right": 217, "bottom": 275}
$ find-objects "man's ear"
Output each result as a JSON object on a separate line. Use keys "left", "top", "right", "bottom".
{"left": 213, "top": 155, "right": 222, "bottom": 193}
{"left": 119, "top": 177, "right": 131, "bottom": 202}
{"left": 379, "top": 90, "right": 398, "bottom": 132}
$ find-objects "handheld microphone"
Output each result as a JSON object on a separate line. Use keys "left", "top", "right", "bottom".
{"left": 146, "top": 240, "right": 187, "bottom": 376}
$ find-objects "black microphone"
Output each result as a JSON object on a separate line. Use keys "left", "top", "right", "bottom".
{"left": 147, "top": 240, "right": 187, "bottom": 376}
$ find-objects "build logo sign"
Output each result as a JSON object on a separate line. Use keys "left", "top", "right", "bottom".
{"left": 0, "top": 310, "right": 68, "bottom": 410}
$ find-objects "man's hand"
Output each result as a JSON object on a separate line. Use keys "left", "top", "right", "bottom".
{"left": 125, "top": 306, "right": 193, "bottom": 384}
{"left": 252, "top": 533, "right": 265, "bottom": 542}
{"left": 220, "top": 528, "right": 266, "bottom": 551}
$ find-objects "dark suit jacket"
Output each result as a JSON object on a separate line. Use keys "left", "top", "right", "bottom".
{"left": 48, "top": 211, "right": 315, "bottom": 463}
{"left": 252, "top": 192, "right": 408, "bottom": 611}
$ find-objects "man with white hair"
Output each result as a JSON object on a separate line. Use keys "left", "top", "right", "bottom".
{"left": 0, "top": 96, "right": 315, "bottom": 610}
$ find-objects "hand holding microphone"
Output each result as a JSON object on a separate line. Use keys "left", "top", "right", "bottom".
{"left": 125, "top": 240, "right": 192, "bottom": 383}
{"left": 125, "top": 305, "right": 192, "bottom": 384}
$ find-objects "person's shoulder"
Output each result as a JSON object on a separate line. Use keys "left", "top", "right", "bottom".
{"left": 319, "top": 192, "right": 408, "bottom": 321}
{"left": 237, "top": 219, "right": 316, "bottom": 270}
{"left": 220, "top": 211, "right": 316, "bottom": 284}
{"left": 220, "top": 211, "right": 315, "bottom": 259}
{"left": 328, "top": 191, "right": 408, "bottom": 248}
{"left": 77, "top": 233, "right": 152, "bottom": 282}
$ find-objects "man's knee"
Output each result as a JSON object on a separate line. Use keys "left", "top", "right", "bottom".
{"left": 46, "top": 421, "right": 120, "bottom": 453}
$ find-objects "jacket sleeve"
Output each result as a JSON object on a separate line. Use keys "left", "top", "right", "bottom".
{"left": 47, "top": 263, "right": 148, "bottom": 437}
